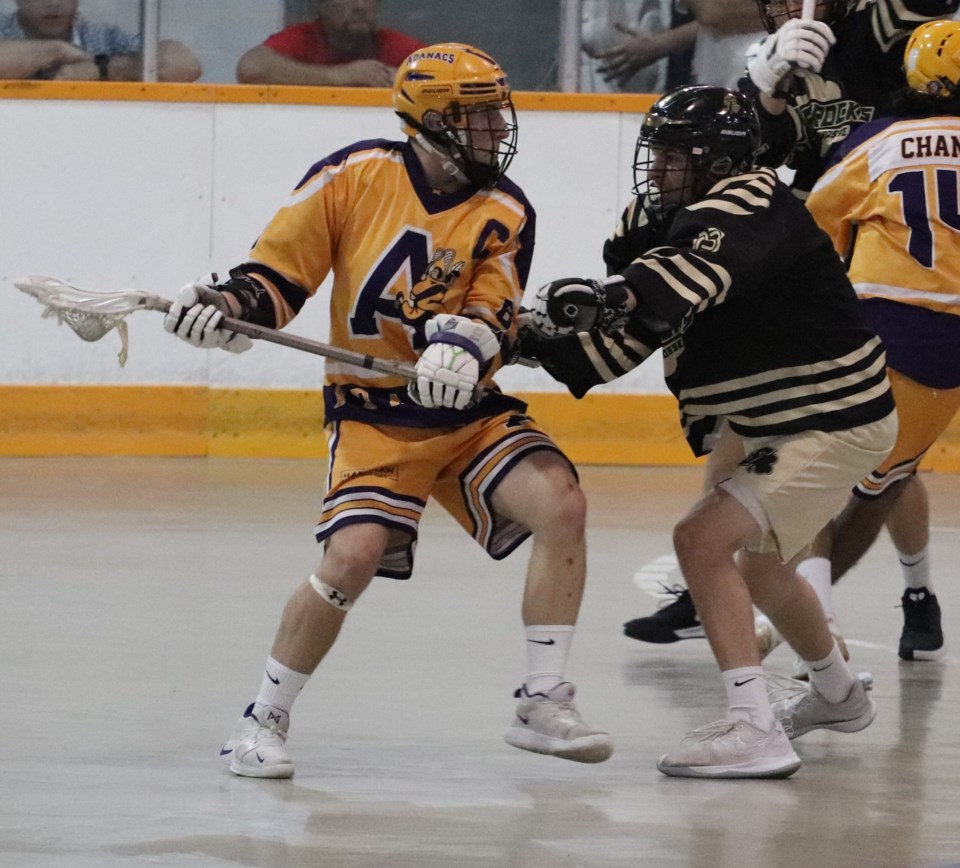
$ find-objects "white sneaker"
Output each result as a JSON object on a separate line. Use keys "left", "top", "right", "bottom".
{"left": 657, "top": 719, "right": 801, "bottom": 779}
{"left": 504, "top": 682, "right": 613, "bottom": 763}
{"left": 220, "top": 703, "right": 294, "bottom": 779}
{"left": 773, "top": 677, "right": 876, "bottom": 740}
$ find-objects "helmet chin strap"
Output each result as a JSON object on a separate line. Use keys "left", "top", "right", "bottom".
{"left": 414, "top": 132, "right": 469, "bottom": 185}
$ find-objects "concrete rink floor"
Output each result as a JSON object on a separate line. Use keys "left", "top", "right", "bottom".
{"left": 2, "top": 457, "right": 959, "bottom": 868}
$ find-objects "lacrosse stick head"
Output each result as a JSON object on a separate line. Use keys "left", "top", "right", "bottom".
{"left": 15, "top": 275, "right": 167, "bottom": 367}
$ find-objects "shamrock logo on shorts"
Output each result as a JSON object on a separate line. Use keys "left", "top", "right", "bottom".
{"left": 739, "top": 446, "right": 778, "bottom": 475}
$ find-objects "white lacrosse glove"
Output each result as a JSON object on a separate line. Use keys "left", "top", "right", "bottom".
{"left": 163, "top": 280, "right": 252, "bottom": 353}
{"left": 527, "top": 276, "right": 632, "bottom": 338}
{"left": 409, "top": 314, "right": 499, "bottom": 410}
{"left": 747, "top": 18, "right": 835, "bottom": 96}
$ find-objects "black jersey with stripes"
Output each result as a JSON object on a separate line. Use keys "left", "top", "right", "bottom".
{"left": 740, "top": 0, "right": 959, "bottom": 199}
{"left": 533, "top": 168, "right": 894, "bottom": 457}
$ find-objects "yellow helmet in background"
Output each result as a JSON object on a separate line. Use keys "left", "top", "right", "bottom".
{"left": 904, "top": 19, "right": 960, "bottom": 98}
{"left": 393, "top": 43, "right": 517, "bottom": 187}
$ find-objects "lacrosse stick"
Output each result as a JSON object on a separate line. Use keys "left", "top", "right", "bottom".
{"left": 801, "top": 0, "right": 816, "bottom": 18}
{"left": 15, "top": 275, "right": 421, "bottom": 381}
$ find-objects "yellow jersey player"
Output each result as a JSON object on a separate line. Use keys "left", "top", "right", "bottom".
{"left": 797, "top": 19, "right": 960, "bottom": 664}
{"left": 164, "top": 43, "right": 612, "bottom": 778}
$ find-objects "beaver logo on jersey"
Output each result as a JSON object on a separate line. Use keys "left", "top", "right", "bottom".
{"left": 693, "top": 228, "right": 724, "bottom": 253}
{"left": 395, "top": 247, "right": 465, "bottom": 319}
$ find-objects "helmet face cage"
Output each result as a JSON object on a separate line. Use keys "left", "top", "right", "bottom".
{"left": 756, "top": 0, "right": 848, "bottom": 33}
{"left": 393, "top": 44, "right": 518, "bottom": 187}
{"left": 435, "top": 97, "right": 518, "bottom": 188}
{"left": 632, "top": 137, "right": 706, "bottom": 219}
{"left": 632, "top": 86, "right": 760, "bottom": 219}
{"left": 904, "top": 20, "right": 960, "bottom": 98}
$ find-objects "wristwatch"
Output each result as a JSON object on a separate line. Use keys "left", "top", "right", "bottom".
{"left": 94, "top": 53, "right": 110, "bottom": 81}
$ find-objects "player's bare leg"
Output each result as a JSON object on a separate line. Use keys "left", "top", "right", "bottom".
{"left": 494, "top": 451, "right": 612, "bottom": 762}
{"left": 270, "top": 522, "right": 390, "bottom": 671}
{"left": 657, "top": 487, "right": 803, "bottom": 778}
{"left": 817, "top": 483, "right": 909, "bottom": 581}
{"left": 222, "top": 523, "right": 390, "bottom": 778}
{"left": 886, "top": 474, "right": 929, "bottom": 556}
{"left": 885, "top": 476, "right": 944, "bottom": 660}
{"left": 802, "top": 478, "right": 929, "bottom": 653}
{"left": 741, "top": 549, "right": 835, "bottom": 666}
{"left": 777, "top": 475, "right": 907, "bottom": 675}
{"left": 493, "top": 451, "right": 586, "bottom": 627}
{"left": 624, "top": 423, "right": 746, "bottom": 644}
{"left": 673, "top": 488, "right": 765, "bottom": 671}
{"left": 739, "top": 543, "right": 875, "bottom": 741}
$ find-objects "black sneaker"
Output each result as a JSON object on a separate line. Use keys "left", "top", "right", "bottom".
{"left": 624, "top": 588, "right": 705, "bottom": 643}
{"left": 899, "top": 587, "right": 946, "bottom": 661}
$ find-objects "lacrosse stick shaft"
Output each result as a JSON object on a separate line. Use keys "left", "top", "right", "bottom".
{"left": 221, "top": 315, "right": 489, "bottom": 402}
{"left": 152, "top": 297, "right": 418, "bottom": 380}
{"left": 228, "top": 315, "right": 418, "bottom": 379}
{"left": 167, "top": 300, "right": 489, "bottom": 403}
{"left": 801, "top": 0, "right": 815, "bottom": 18}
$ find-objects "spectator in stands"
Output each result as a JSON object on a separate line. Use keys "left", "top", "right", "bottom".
{"left": 681, "top": 0, "right": 766, "bottom": 88}
{"left": 590, "top": 0, "right": 764, "bottom": 91}
{"left": 580, "top": 0, "right": 677, "bottom": 93}
{"left": 235, "top": 0, "right": 425, "bottom": 87}
{"left": 0, "top": 0, "right": 201, "bottom": 82}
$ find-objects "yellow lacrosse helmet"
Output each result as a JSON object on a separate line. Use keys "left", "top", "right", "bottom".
{"left": 393, "top": 43, "right": 517, "bottom": 187}
{"left": 904, "top": 19, "right": 960, "bottom": 97}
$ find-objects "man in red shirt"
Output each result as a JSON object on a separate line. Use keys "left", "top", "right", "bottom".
{"left": 236, "top": 0, "right": 424, "bottom": 86}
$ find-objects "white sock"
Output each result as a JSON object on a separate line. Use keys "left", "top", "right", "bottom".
{"left": 252, "top": 656, "right": 310, "bottom": 731}
{"left": 898, "top": 546, "right": 933, "bottom": 593}
{"left": 804, "top": 641, "right": 855, "bottom": 703}
{"left": 796, "top": 557, "right": 834, "bottom": 620}
{"left": 722, "top": 666, "right": 775, "bottom": 730}
{"left": 524, "top": 625, "right": 574, "bottom": 694}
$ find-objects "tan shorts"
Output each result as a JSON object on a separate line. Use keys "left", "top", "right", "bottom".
{"left": 717, "top": 413, "right": 898, "bottom": 562}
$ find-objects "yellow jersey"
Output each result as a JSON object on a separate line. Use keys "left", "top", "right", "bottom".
{"left": 807, "top": 116, "right": 960, "bottom": 317}
{"left": 240, "top": 138, "right": 534, "bottom": 426}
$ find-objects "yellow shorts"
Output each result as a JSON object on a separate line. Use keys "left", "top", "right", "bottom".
{"left": 856, "top": 368, "right": 960, "bottom": 497}
{"left": 315, "top": 412, "right": 568, "bottom": 578}
{"left": 719, "top": 413, "right": 897, "bottom": 562}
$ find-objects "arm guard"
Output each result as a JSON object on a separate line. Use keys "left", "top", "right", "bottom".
{"left": 523, "top": 318, "right": 661, "bottom": 398}
{"left": 215, "top": 267, "right": 278, "bottom": 328}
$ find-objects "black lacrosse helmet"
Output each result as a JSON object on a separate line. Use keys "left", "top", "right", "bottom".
{"left": 633, "top": 85, "right": 761, "bottom": 219}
